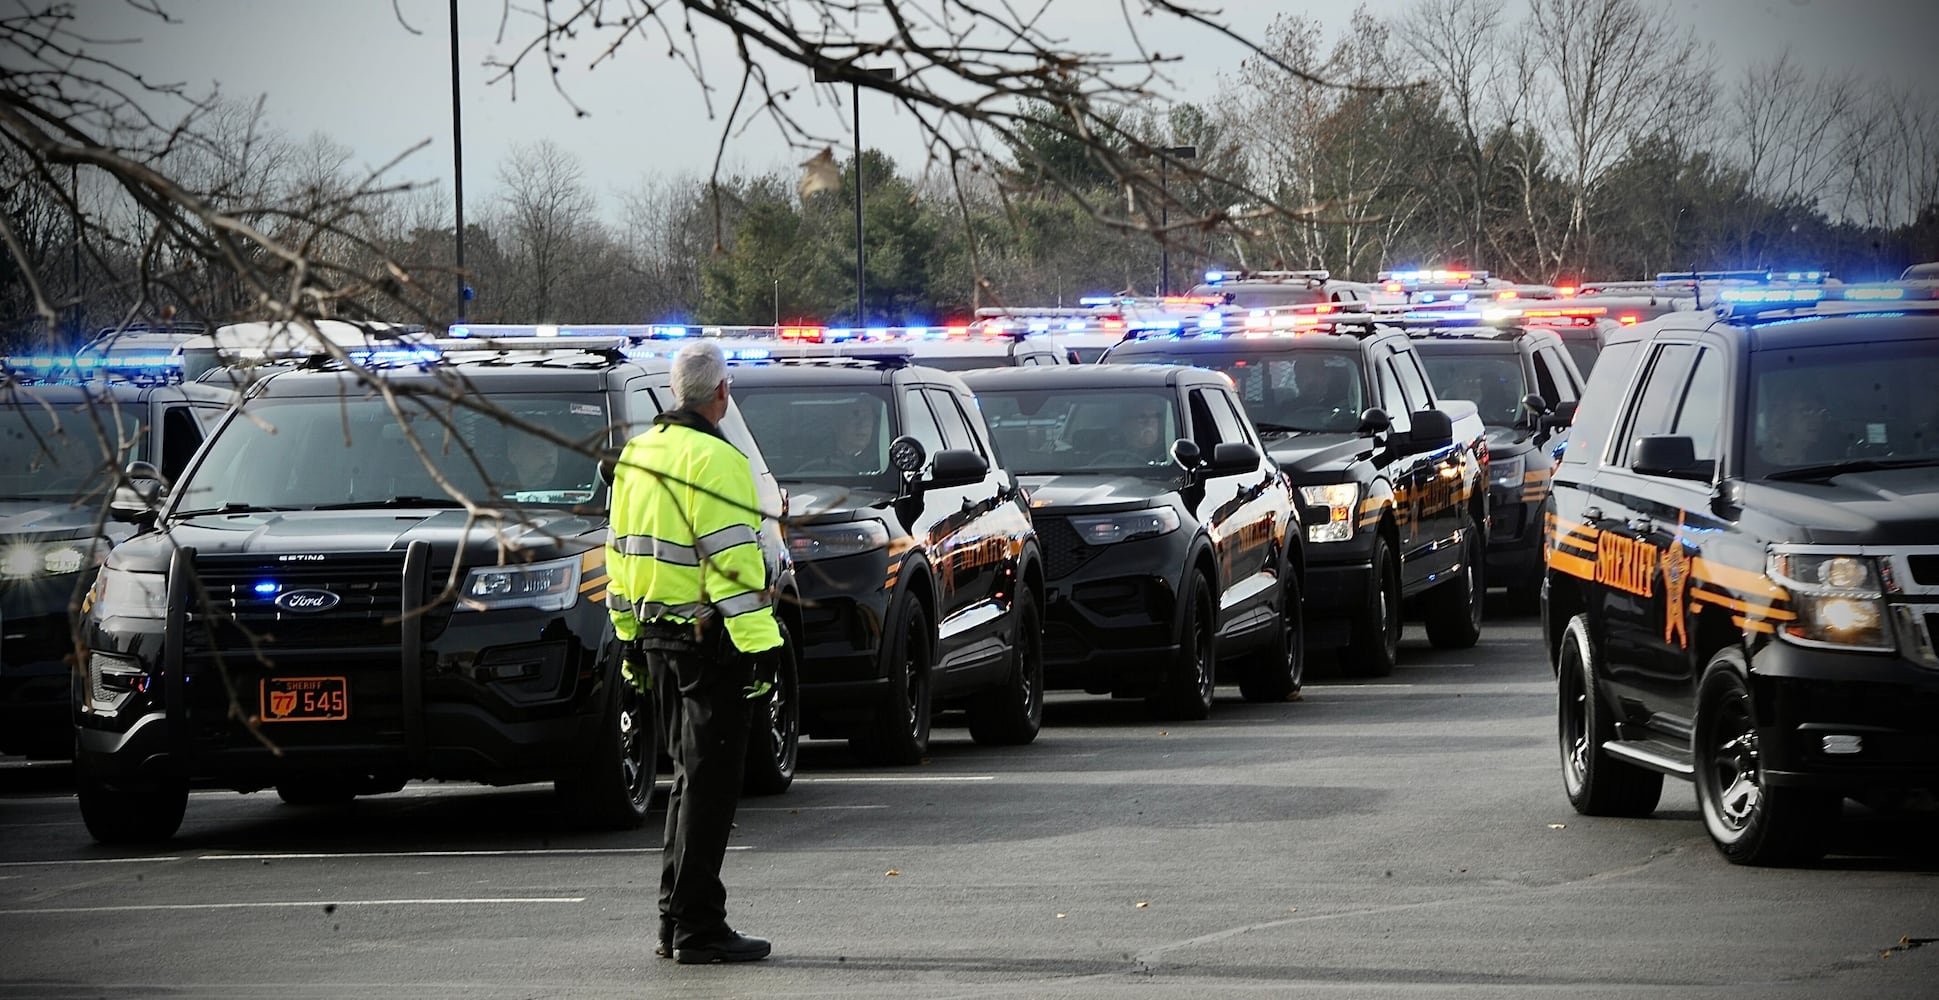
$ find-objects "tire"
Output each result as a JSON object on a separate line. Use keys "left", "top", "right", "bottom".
{"left": 1149, "top": 573, "right": 1216, "bottom": 721}
{"left": 1695, "top": 655, "right": 1839, "bottom": 866}
{"left": 850, "top": 599, "right": 933, "bottom": 766}
{"left": 77, "top": 767, "right": 188, "bottom": 845}
{"left": 556, "top": 664, "right": 656, "bottom": 830}
{"left": 968, "top": 584, "right": 1044, "bottom": 746}
{"left": 1238, "top": 568, "right": 1304, "bottom": 703}
{"left": 276, "top": 777, "right": 359, "bottom": 807}
{"left": 742, "top": 619, "right": 802, "bottom": 796}
{"left": 1425, "top": 515, "right": 1484, "bottom": 649}
{"left": 1343, "top": 533, "right": 1401, "bottom": 677}
{"left": 1556, "top": 614, "right": 1663, "bottom": 817}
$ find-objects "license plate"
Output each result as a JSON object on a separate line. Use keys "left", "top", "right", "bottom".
{"left": 260, "top": 676, "right": 348, "bottom": 722}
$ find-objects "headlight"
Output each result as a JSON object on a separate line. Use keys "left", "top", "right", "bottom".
{"left": 1068, "top": 507, "right": 1181, "bottom": 545}
{"left": 458, "top": 555, "right": 581, "bottom": 613}
{"left": 1, "top": 538, "right": 106, "bottom": 579}
{"left": 1300, "top": 483, "right": 1360, "bottom": 543}
{"left": 92, "top": 567, "right": 169, "bottom": 620}
{"left": 86, "top": 651, "right": 149, "bottom": 715}
{"left": 1768, "top": 551, "right": 1893, "bottom": 651}
{"left": 1489, "top": 453, "right": 1527, "bottom": 491}
{"left": 786, "top": 519, "right": 889, "bottom": 561}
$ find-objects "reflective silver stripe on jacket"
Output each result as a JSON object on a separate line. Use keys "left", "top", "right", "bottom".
{"left": 608, "top": 531, "right": 702, "bottom": 566}
{"left": 713, "top": 589, "right": 771, "bottom": 618}
{"left": 694, "top": 524, "right": 759, "bottom": 558}
{"left": 607, "top": 591, "right": 710, "bottom": 620}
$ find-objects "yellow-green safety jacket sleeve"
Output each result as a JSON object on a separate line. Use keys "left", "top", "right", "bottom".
{"left": 605, "top": 422, "right": 783, "bottom": 655}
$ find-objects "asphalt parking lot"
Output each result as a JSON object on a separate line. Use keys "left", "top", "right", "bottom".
{"left": 2, "top": 609, "right": 1934, "bottom": 999}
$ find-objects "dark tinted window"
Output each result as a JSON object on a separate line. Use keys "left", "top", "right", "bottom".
{"left": 1417, "top": 351, "right": 1525, "bottom": 427}
{"left": 159, "top": 405, "right": 205, "bottom": 484}
{"left": 1559, "top": 340, "right": 1642, "bottom": 466}
{"left": 976, "top": 387, "right": 1182, "bottom": 474}
{"left": 1617, "top": 344, "right": 1697, "bottom": 466}
{"left": 1563, "top": 339, "right": 1600, "bottom": 377}
{"left": 1394, "top": 351, "right": 1436, "bottom": 408}
{"left": 900, "top": 389, "right": 947, "bottom": 459}
{"left": 1208, "top": 390, "right": 1255, "bottom": 446}
{"left": 1672, "top": 347, "right": 1726, "bottom": 464}
{"left": 736, "top": 386, "right": 895, "bottom": 486}
{"left": 1113, "top": 347, "right": 1364, "bottom": 435}
{"left": 924, "top": 388, "right": 982, "bottom": 457}
{"left": 1532, "top": 350, "right": 1564, "bottom": 410}
{"left": 0, "top": 397, "right": 144, "bottom": 501}
{"left": 1745, "top": 337, "right": 1939, "bottom": 480}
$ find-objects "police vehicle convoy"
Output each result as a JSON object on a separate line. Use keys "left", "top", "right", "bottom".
{"left": 1544, "top": 290, "right": 1939, "bottom": 865}
{"left": 73, "top": 332, "right": 804, "bottom": 843}
{"left": 1102, "top": 305, "right": 1489, "bottom": 676}
{"left": 1409, "top": 322, "right": 1584, "bottom": 606}
{"left": 726, "top": 344, "right": 1046, "bottom": 763}
{"left": 964, "top": 365, "right": 1304, "bottom": 718}
{"left": 1, "top": 355, "right": 232, "bottom": 760}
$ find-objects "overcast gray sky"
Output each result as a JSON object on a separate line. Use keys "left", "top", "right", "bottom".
{"left": 82, "top": 0, "right": 1939, "bottom": 217}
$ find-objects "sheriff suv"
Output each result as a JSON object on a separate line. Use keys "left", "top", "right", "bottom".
{"left": 1103, "top": 319, "right": 1489, "bottom": 676}
{"left": 727, "top": 348, "right": 1046, "bottom": 764}
{"left": 963, "top": 365, "right": 1304, "bottom": 718}
{"left": 1410, "top": 324, "right": 1584, "bottom": 606}
{"left": 1544, "top": 295, "right": 1939, "bottom": 865}
{"left": 1, "top": 358, "right": 231, "bottom": 759}
{"left": 73, "top": 335, "right": 802, "bottom": 843}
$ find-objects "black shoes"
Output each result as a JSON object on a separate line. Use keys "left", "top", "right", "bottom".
{"left": 654, "top": 919, "right": 674, "bottom": 960}
{"left": 672, "top": 931, "right": 772, "bottom": 964}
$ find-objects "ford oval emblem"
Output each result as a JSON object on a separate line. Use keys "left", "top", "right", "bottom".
{"left": 274, "top": 589, "right": 341, "bottom": 613}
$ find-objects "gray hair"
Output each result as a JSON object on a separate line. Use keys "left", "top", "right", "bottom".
{"left": 670, "top": 339, "right": 729, "bottom": 408}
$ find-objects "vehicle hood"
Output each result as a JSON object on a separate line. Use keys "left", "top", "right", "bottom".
{"left": 0, "top": 500, "right": 116, "bottom": 541}
{"left": 780, "top": 482, "right": 899, "bottom": 522}
{"left": 1264, "top": 432, "right": 1372, "bottom": 476}
{"left": 1016, "top": 473, "right": 1176, "bottom": 513}
{"left": 109, "top": 507, "right": 603, "bottom": 573}
{"left": 1484, "top": 425, "right": 1539, "bottom": 458}
{"left": 1741, "top": 469, "right": 1939, "bottom": 545}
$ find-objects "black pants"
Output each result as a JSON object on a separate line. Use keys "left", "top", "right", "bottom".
{"left": 646, "top": 642, "right": 750, "bottom": 945}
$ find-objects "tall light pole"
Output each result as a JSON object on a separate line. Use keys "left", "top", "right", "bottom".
{"left": 449, "top": 0, "right": 467, "bottom": 322}
{"left": 814, "top": 65, "right": 895, "bottom": 325}
{"left": 1157, "top": 145, "right": 1197, "bottom": 296}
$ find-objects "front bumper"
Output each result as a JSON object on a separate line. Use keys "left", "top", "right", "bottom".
{"left": 1745, "top": 639, "right": 1939, "bottom": 792}
{"left": 1484, "top": 489, "right": 1545, "bottom": 590}
{"left": 786, "top": 548, "right": 894, "bottom": 721}
{"left": 1035, "top": 517, "right": 1191, "bottom": 695}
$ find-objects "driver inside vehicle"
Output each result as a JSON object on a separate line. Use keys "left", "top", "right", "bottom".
{"left": 1127, "top": 398, "right": 1170, "bottom": 460}
{"left": 1758, "top": 400, "right": 1841, "bottom": 468}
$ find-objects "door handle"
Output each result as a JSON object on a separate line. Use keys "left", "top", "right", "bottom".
{"left": 1582, "top": 506, "right": 1604, "bottom": 522}
{"left": 1626, "top": 518, "right": 1654, "bottom": 533}
{"left": 961, "top": 496, "right": 974, "bottom": 514}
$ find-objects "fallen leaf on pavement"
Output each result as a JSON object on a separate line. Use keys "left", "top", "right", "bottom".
{"left": 885, "top": 869, "right": 901, "bottom": 877}
{"left": 1548, "top": 823, "right": 1567, "bottom": 830}
{"left": 1135, "top": 901, "right": 1149, "bottom": 908}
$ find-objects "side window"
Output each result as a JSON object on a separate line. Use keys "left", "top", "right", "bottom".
{"left": 1187, "top": 389, "right": 1226, "bottom": 448}
{"left": 1561, "top": 340, "right": 1642, "bottom": 466}
{"left": 1671, "top": 346, "right": 1726, "bottom": 463}
{"left": 1395, "top": 350, "right": 1435, "bottom": 409}
{"left": 1615, "top": 343, "right": 1696, "bottom": 466}
{"left": 924, "top": 388, "right": 983, "bottom": 458}
{"left": 899, "top": 389, "right": 948, "bottom": 459}
{"left": 1376, "top": 359, "right": 1412, "bottom": 432}
{"left": 1532, "top": 349, "right": 1564, "bottom": 409}
{"left": 1548, "top": 347, "right": 1585, "bottom": 396}
{"left": 158, "top": 405, "right": 205, "bottom": 484}
{"left": 1207, "top": 390, "right": 1253, "bottom": 446}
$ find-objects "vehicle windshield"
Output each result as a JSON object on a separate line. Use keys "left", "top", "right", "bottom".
{"left": 1114, "top": 348, "right": 1365, "bottom": 434}
{"left": 976, "top": 387, "right": 1183, "bottom": 475}
{"left": 1745, "top": 338, "right": 1939, "bottom": 480}
{"left": 172, "top": 394, "right": 608, "bottom": 513}
{"left": 0, "top": 397, "right": 145, "bottom": 501}
{"left": 908, "top": 352, "right": 1012, "bottom": 372}
{"left": 1563, "top": 339, "right": 1600, "bottom": 376}
{"left": 1416, "top": 351, "right": 1527, "bottom": 427}
{"left": 734, "top": 385, "right": 899, "bottom": 489}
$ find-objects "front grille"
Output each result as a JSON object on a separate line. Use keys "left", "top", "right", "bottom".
{"left": 186, "top": 553, "right": 418, "bottom": 650}
{"left": 1035, "top": 516, "right": 1101, "bottom": 580}
{"left": 1907, "top": 554, "right": 1939, "bottom": 587}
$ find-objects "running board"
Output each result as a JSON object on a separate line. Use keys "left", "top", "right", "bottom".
{"left": 1602, "top": 739, "right": 1695, "bottom": 777}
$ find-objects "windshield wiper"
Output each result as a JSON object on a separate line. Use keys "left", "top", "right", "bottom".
{"left": 176, "top": 502, "right": 296, "bottom": 516}
{"left": 1251, "top": 422, "right": 1306, "bottom": 436}
{"left": 1762, "top": 457, "right": 1939, "bottom": 482}
{"left": 310, "top": 496, "right": 468, "bottom": 510}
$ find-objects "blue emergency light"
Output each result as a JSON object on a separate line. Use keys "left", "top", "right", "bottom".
{"left": 1203, "top": 270, "right": 1225, "bottom": 284}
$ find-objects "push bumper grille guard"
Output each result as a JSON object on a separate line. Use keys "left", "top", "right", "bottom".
{"left": 161, "top": 540, "right": 435, "bottom": 769}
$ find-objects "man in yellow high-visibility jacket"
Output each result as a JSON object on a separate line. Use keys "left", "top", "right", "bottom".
{"left": 608, "top": 339, "right": 780, "bottom": 965}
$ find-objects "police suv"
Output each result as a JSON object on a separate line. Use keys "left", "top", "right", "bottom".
{"left": 1103, "top": 307, "right": 1490, "bottom": 676}
{"left": 74, "top": 333, "right": 803, "bottom": 843}
{"left": 1, "top": 355, "right": 231, "bottom": 759}
{"left": 725, "top": 345, "right": 1046, "bottom": 763}
{"left": 964, "top": 364, "right": 1304, "bottom": 717}
{"left": 1545, "top": 290, "right": 1939, "bottom": 865}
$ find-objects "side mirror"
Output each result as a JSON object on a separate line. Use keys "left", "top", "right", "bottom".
{"left": 1541, "top": 399, "right": 1579, "bottom": 431}
{"left": 1631, "top": 435, "right": 1711, "bottom": 480}
{"left": 1357, "top": 407, "right": 1391, "bottom": 435}
{"left": 1170, "top": 438, "right": 1203, "bottom": 470}
{"left": 1206, "top": 442, "right": 1260, "bottom": 475}
{"left": 109, "top": 460, "right": 166, "bottom": 525}
{"left": 926, "top": 448, "right": 988, "bottom": 488}
{"left": 1402, "top": 409, "right": 1454, "bottom": 454}
{"left": 888, "top": 435, "right": 927, "bottom": 474}
{"left": 1522, "top": 393, "right": 1550, "bottom": 421}
{"left": 597, "top": 458, "right": 616, "bottom": 486}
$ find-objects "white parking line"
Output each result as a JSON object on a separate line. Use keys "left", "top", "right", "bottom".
{"left": 0, "top": 897, "right": 585, "bottom": 915}
{"left": 0, "top": 856, "right": 181, "bottom": 869}
{"left": 738, "top": 804, "right": 887, "bottom": 811}
{"left": 791, "top": 775, "right": 995, "bottom": 783}
{"left": 197, "top": 846, "right": 752, "bottom": 861}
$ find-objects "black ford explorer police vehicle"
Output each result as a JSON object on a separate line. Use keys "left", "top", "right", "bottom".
{"left": 1545, "top": 293, "right": 1939, "bottom": 865}
{"left": 727, "top": 348, "right": 1045, "bottom": 763}
{"left": 1104, "top": 314, "right": 1489, "bottom": 676}
{"left": 74, "top": 336, "right": 802, "bottom": 843}
{"left": 1, "top": 359, "right": 231, "bottom": 759}
{"left": 1410, "top": 324, "right": 1584, "bottom": 605}
{"left": 964, "top": 365, "right": 1304, "bottom": 718}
